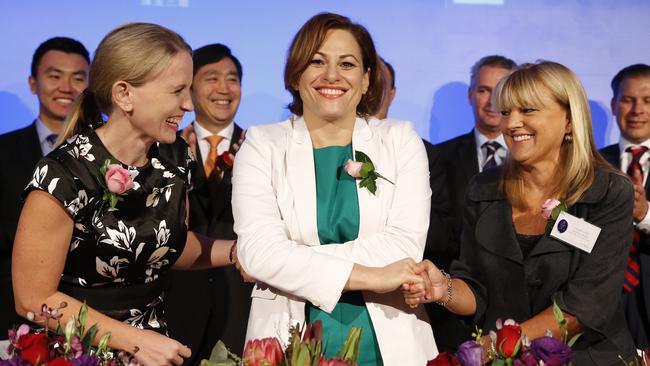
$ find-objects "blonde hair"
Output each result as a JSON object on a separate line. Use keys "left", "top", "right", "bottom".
{"left": 59, "top": 22, "right": 191, "bottom": 143}
{"left": 494, "top": 60, "right": 612, "bottom": 208}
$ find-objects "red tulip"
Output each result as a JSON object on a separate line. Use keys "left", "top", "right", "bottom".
{"left": 47, "top": 357, "right": 75, "bottom": 366}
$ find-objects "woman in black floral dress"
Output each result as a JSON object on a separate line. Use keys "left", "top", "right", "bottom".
{"left": 12, "top": 23, "right": 239, "bottom": 366}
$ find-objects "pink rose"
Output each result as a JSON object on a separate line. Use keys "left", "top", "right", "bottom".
{"left": 344, "top": 159, "right": 363, "bottom": 178}
{"left": 541, "top": 198, "right": 561, "bottom": 220}
{"left": 105, "top": 164, "right": 135, "bottom": 194}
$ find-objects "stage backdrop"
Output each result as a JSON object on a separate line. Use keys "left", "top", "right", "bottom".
{"left": 1, "top": 0, "right": 648, "bottom": 146}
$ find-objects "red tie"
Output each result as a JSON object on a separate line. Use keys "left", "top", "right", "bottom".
{"left": 623, "top": 146, "right": 648, "bottom": 292}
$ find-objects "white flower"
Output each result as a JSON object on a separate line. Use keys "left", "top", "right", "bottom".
{"left": 154, "top": 220, "right": 170, "bottom": 247}
{"left": 95, "top": 255, "right": 129, "bottom": 279}
{"left": 100, "top": 220, "right": 136, "bottom": 251}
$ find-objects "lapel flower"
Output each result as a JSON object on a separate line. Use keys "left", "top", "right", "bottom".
{"left": 217, "top": 151, "right": 235, "bottom": 170}
{"left": 344, "top": 151, "right": 394, "bottom": 195}
{"left": 541, "top": 198, "right": 568, "bottom": 232}
{"left": 96, "top": 159, "right": 135, "bottom": 209}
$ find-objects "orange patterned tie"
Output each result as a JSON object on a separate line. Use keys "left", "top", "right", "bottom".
{"left": 204, "top": 135, "right": 224, "bottom": 180}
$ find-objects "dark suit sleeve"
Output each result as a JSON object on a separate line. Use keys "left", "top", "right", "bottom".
{"left": 553, "top": 173, "right": 634, "bottom": 341}
{"left": 449, "top": 178, "right": 489, "bottom": 325}
{"left": 424, "top": 141, "right": 456, "bottom": 269}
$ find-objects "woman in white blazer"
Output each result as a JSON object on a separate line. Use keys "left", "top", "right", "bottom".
{"left": 232, "top": 13, "right": 437, "bottom": 365}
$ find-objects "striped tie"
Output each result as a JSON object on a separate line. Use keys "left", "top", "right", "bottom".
{"left": 623, "top": 145, "right": 649, "bottom": 292}
{"left": 482, "top": 141, "right": 501, "bottom": 170}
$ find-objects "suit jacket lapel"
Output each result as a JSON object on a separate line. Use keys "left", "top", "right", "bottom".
{"left": 459, "top": 131, "right": 479, "bottom": 182}
{"left": 475, "top": 200, "right": 523, "bottom": 264}
{"left": 287, "top": 117, "right": 320, "bottom": 246}
{"left": 210, "top": 123, "right": 243, "bottom": 218}
{"left": 353, "top": 118, "right": 382, "bottom": 238}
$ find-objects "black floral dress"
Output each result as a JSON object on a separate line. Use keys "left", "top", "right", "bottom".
{"left": 23, "top": 131, "right": 193, "bottom": 333}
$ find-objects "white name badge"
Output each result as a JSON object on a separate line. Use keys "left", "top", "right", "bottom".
{"left": 550, "top": 211, "right": 601, "bottom": 253}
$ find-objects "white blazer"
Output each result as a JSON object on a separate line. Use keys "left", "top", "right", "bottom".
{"left": 232, "top": 116, "right": 437, "bottom": 365}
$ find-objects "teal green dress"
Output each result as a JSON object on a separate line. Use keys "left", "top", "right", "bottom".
{"left": 306, "top": 144, "right": 384, "bottom": 365}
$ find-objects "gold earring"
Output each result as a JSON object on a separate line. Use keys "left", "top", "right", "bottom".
{"left": 564, "top": 134, "right": 573, "bottom": 143}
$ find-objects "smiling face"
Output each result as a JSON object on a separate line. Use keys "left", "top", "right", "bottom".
{"left": 469, "top": 66, "right": 510, "bottom": 138}
{"left": 612, "top": 76, "right": 650, "bottom": 144}
{"left": 191, "top": 57, "right": 241, "bottom": 133}
{"left": 500, "top": 86, "right": 570, "bottom": 168}
{"left": 296, "top": 29, "right": 369, "bottom": 125}
{"left": 29, "top": 50, "right": 89, "bottom": 130}
{"left": 128, "top": 51, "right": 194, "bottom": 144}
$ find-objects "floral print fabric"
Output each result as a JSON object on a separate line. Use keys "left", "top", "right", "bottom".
{"left": 23, "top": 131, "right": 193, "bottom": 331}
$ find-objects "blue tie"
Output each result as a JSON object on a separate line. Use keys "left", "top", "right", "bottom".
{"left": 482, "top": 141, "right": 501, "bottom": 170}
{"left": 46, "top": 134, "right": 59, "bottom": 146}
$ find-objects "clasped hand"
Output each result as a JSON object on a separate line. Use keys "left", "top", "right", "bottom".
{"left": 401, "top": 260, "right": 449, "bottom": 308}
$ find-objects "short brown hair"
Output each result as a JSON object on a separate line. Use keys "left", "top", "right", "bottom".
{"left": 284, "top": 12, "right": 383, "bottom": 117}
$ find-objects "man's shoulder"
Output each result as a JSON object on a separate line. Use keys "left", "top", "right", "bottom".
{"left": 0, "top": 123, "right": 37, "bottom": 144}
{"left": 432, "top": 131, "right": 474, "bottom": 153}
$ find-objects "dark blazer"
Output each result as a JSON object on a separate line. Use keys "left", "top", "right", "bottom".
{"left": 425, "top": 131, "right": 478, "bottom": 351}
{"left": 601, "top": 143, "right": 650, "bottom": 349}
{"left": 0, "top": 122, "right": 43, "bottom": 334}
{"left": 451, "top": 166, "right": 636, "bottom": 365}
{"left": 431, "top": 131, "right": 479, "bottom": 256}
{"left": 163, "top": 123, "right": 252, "bottom": 363}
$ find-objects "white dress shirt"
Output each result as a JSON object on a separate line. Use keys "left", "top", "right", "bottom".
{"left": 193, "top": 120, "right": 234, "bottom": 166}
{"left": 35, "top": 119, "right": 58, "bottom": 156}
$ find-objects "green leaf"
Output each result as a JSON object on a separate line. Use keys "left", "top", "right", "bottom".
{"left": 550, "top": 201, "right": 568, "bottom": 221}
{"left": 78, "top": 302, "right": 88, "bottom": 335}
{"left": 552, "top": 301, "right": 566, "bottom": 326}
{"left": 567, "top": 332, "right": 582, "bottom": 347}
{"left": 82, "top": 324, "right": 99, "bottom": 350}
{"left": 97, "top": 332, "right": 111, "bottom": 354}
{"left": 337, "top": 327, "right": 361, "bottom": 361}
{"left": 209, "top": 341, "right": 230, "bottom": 362}
{"left": 359, "top": 162, "right": 374, "bottom": 178}
{"left": 492, "top": 359, "right": 506, "bottom": 366}
{"left": 354, "top": 151, "right": 372, "bottom": 164}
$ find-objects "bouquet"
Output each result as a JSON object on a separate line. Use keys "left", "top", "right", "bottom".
{"left": 201, "top": 321, "right": 361, "bottom": 366}
{"left": 427, "top": 302, "right": 578, "bottom": 366}
{"left": 1, "top": 302, "right": 136, "bottom": 366}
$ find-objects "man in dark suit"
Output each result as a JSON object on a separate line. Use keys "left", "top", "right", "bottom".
{"left": 600, "top": 64, "right": 650, "bottom": 356}
{"left": 163, "top": 44, "right": 250, "bottom": 363}
{"left": 428, "top": 55, "right": 516, "bottom": 351}
{"left": 0, "top": 37, "right": 89, "bottom": 336}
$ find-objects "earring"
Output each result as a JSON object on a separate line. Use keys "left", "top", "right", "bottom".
{"left": 564, "top": 134, "right": 573, "bottom": 143}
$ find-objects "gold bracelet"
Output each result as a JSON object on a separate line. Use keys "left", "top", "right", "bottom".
{"left": 228, "top": 240, "right": 237, "bottom": 265}
{"left": 435, "top": 270, "right": 453, "bottom": 307}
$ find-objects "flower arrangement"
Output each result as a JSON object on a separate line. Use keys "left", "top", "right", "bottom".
{"left": 1, "top": 302, "right": 136, "bottom": 366}
{"left": 427, "top": 302, "right": 578, "bottom": 366}
{"left": 344, "top": 151, "right": 393, "bottom": 195}
{"left": 96, "top": 159, "right": 135, "bottom": 209}
{"left": 200, "top": 321, "right": 361, "bottom": 366}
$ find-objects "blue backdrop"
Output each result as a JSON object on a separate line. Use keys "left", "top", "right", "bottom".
{"left": 1, "top": 0, "right": 648, "bottom": 146}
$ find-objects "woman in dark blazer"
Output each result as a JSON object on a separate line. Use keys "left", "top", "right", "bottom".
{"left": 406, "top": 61, "right": 637, "bottom": 364}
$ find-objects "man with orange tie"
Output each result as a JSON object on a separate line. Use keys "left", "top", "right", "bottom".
{"left": 163, "top": 43, "right": 249, "bottom": 364}
{"left": 600, "top": 64, "right": 650, "bottom": 357}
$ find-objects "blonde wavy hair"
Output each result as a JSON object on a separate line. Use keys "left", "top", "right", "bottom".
{"left": 494, "top": 60, "right": 612, "bottom": 208}
{"left": 59, "top": 22, "right": 191, "bottom": 143}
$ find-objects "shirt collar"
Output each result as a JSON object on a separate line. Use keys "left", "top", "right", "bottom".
{"left": 193, "top": 120, "right": 234, "bottom": 142}
{"left": 619, "top": 136, "right": 650, "bottom": 157}
{"left": 35, "top": 118, "right": 57, "bottom": 144}
{"left": 474, "top": 129, "right": 508, "bottom": 151}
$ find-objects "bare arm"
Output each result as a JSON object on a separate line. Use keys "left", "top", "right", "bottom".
{"left": 13, "top": 191, "right": 190, "bottom": 366}
{"left": 172, "top": 231, "right": 234, "bottom": 270}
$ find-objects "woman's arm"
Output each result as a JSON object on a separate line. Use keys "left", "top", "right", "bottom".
{"left": 172, "top": 231, "right": 234, "bottom": 270}
{"left": 13, "top": 191, "right": 190, "bottom": 366}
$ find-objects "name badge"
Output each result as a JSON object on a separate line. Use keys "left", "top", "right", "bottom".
{"left": 550, "top": 211, "right": 601, "bottom": 253}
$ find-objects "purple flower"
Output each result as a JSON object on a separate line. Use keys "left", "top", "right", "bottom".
{"left": 513, "top": 351, "right": 540, "bottom": 366}
{"left": 71, "top": 354, "right": 101, "bottom": 366}
{"left": 0, "top": 358, "right": 32, "bottom": 366}
{"left": 530, "top": 336, "right": 572, "bottom": 364}
{"left": 455, "top": 340, "right": 482, "bottom": 366}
